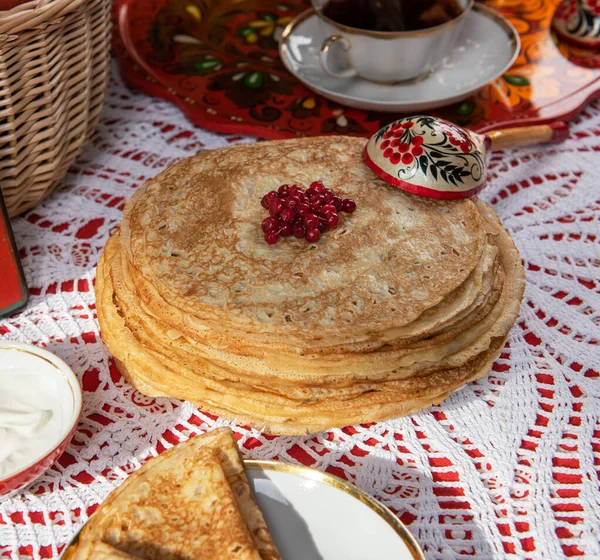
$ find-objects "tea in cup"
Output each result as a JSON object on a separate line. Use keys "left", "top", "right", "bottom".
{"left": 313, "top": 0, "right": 474, "bottom": 83}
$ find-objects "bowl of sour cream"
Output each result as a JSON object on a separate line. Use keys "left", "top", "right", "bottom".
{"left": 0, "top": 341, "right": 82, "bottom": 497}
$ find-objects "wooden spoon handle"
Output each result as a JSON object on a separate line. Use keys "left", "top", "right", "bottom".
{"left": 484, "top": 122, "right": 570, "bottom": 151}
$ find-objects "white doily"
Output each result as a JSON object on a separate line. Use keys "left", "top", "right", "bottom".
{"left": 0, "top": 63, "right": 599, "bottom": 560}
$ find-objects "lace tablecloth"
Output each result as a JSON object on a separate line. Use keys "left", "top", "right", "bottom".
{"left": 1, "top": 64, "right": 599, "bottom": 560}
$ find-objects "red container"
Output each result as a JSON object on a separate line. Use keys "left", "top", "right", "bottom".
{"left": 0, "top": 191, "right": 28, "bottom": 318}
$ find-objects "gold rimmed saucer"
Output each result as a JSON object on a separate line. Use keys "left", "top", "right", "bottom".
{"left": 279, "top": 5, "right": 519, "bottom": 112}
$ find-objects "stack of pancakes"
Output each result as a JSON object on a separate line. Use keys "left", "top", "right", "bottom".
{"left": 95, "top": 137, "right": 525, "bottom": 435}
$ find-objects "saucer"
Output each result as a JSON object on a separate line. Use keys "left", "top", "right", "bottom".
{"left": 62, "top": 460, "right": 425, "bottom": 559}
{"left": 279, "top": 5, "right": 520, "bottom": 113}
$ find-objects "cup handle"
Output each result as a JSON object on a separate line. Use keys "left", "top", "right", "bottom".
{"left": 320, "top": 35, "right": 358, "bottom": 79}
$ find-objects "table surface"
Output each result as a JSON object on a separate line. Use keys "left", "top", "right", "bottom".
{"left": 0, "top": 62, "right": 599, "bottom": 560}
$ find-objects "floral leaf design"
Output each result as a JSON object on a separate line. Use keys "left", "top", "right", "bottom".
{"left": 457, "top": 101, "right": 473, "bottom": 116}
{"left": 374, "top": 117, "right": 484, "bottom": 187}
{"left": 564, "top": 2, "right": 600, "bottom": 41}
{"left": 503, "top": 74, "right": 530, "bottom": 87}
{"left": 207, "top": 70, "right": 294, "bottom": 111}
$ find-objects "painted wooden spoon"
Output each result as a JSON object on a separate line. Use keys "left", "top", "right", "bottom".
{"left": 363, "top": 116, "right": 569, "bottom": 199}
{"left": 552, "top": 0, "right": 600, "bottom": 48}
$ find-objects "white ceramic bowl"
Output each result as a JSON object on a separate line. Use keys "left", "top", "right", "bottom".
{"left": 0, "top": 341, "right": 82, "bottom": 497}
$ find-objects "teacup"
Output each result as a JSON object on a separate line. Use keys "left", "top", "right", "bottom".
{"left": 313, "top": 0, "right": 474, "bottom": 84}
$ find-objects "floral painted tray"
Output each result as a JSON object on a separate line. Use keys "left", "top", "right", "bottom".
{"left": 116, "top": 0, "right": 600, "bottom": 138}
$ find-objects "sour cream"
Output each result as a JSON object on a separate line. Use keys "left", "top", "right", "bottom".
{"left": 0, "top": 342, "right": 81, "bottom": 490}
{"left": 0, "top": 368, "right": 65, "bottom": 478}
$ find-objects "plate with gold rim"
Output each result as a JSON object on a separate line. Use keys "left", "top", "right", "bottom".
{"left": 279, "top": 5, "right": 520, "bottom": 113}
{"left": 61, "top": 459, "right": 424, "bottom": 559}
{"left": 245, "top": 460, "right": 423, "bottom": 559}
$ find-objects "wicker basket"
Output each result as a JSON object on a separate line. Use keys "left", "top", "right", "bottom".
{"left": 0, "top": 0, "right": 111, "bottom": 217}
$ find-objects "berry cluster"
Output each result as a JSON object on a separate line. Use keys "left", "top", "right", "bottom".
{"left": 589, "top": 0, "right": 600, "bottom": 16}
{"left": 381, "top": 135, "right": 424, "bottom": 165}
{"left": 446, "top": 130, "right": 472, "bottom": 154}
{"left": 555, "top": 0, "right": 576, "bottom": 19}
{"left": 380, "top": 120, "right": 423, "bottom": 165}
{"left": 260, "top": 181, "right": 356, "bottom": 244}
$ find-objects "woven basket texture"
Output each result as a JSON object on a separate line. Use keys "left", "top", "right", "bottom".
{"left": 0, "top": 0, "right": 111, "bottom": 217}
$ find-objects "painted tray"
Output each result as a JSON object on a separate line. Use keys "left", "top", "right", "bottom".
{"left": 116, "top": 0, "right": 600, "bottom": 138}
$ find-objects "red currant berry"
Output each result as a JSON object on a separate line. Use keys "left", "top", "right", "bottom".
{"left": 286, "top": 196, "right": 301, "bottom": 209}
{"left": 303, "top": 213, "right": 320, "bottom": 229}
{"left": 262, "top": 216, "right": 280, "bottom": 233}
{"left": 305, "top": 228, "right": 321, "bottom": 243}
{"left": 310, "top": 181, "right": 325, "bottom": 192}
{"left": 265, "top": 231, "right": 279, "bottom": 244}
{"left": 261, "top": 195, "right": 270, "bottom": 209}
{"left": 293, "top": 225, "right": 306, "bottom": 238}
{"left": 321, "top": 192, "right": 333, "bottom": 204}
{"left": 278, "top": 184, "right": 290, "bottom": 197}
{"left": 279, "top": 224, "right": 293, "bottom": 237}
{"left": 326, "top": 212, "right": 340, "bottom": 228}
{"left": 342, "top": 199, "right": 356, "bottom": 213}
{"left": 311, "top": 193, "right": 326, "bottom": 206}
{"left": 320, "top": 204, "right": 337, "bottom": 216}
{"left": 317, "top": 218, "right": 327, "bottom": 233}
{"left": 281, "top": 208, "right": 296, "bottom": 223}
{"left": 332, "top": 196, "right": 344, "bottom": 211}
{"left": 269, "top": 199, "right": 285, "bottom": 216}
{"left": 305, "top": 187, "right": 317, "bottom": 198}
{"left": 297, "top": 203, "right": 311, "bottom": 216}
{"left": 265, "top": 191, "right": 279, "bottom": 205}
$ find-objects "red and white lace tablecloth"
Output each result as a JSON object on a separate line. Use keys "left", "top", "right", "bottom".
{"left": 1, "top": 64, "right": 599, "bottom": 560}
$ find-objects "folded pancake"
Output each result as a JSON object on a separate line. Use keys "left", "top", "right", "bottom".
{"left": 72, "top": 428, "right": 279, "bottom": 560}
{"left": 190, "top": 428, "right": 280, "bottom": 560}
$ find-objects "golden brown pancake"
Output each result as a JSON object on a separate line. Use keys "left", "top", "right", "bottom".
{"left": 75, "top": 542, "right": 141, "bottom": 559}
{"left": 108, "top": 236, "right": 506, "bottom": 392}
{"left": 72, "top": 429, "right": 277, "bottom": 560}
{"left": 119, "top": 137, "right": 487, "bottom": 347}
{"left": 95, "top": 136, "right": 525, "bottom": 434}
{"left": 95, "top": 218, "right": 523, "bottom": 433}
